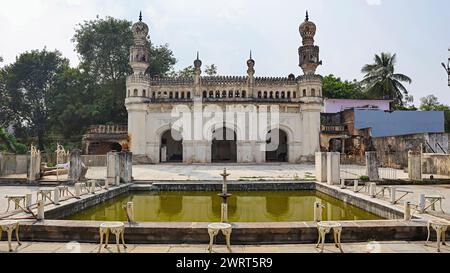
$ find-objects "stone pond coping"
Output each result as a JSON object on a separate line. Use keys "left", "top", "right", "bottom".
{"left": 1, "top": 219, "right": 433, "bottom": 244}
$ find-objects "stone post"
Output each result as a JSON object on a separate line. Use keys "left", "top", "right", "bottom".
{"left": 74, "top": 183, "right": 81, "bottom": 199}
{"left": 126, "top": 202, "right": 135, "bottom": 222}
{"left": 315, "top": 152, "right": 327, "bottom": 183}
{"left": 369, "top": 182, "right": 377, "bottom": 198}
{"left": 53, "top": 188, "right": 60, "bottom": 205}
{"left": 37, "top": 200, "right": 45, "bottom": 220}
{"left": 25, "top": 194, "right": 32, "bottom": 208}
{"left": 314, "top": 202, "right": 323, "bottom": 222}
{"left": 27, "top": 145, "right": 41, "bottom": 182}
{"left": 90, "top": 180, "right": 96, "bottom": 194}
{"left": 390, "top": 187, "right": 396, "bottom": 204}
{"left": 123, "top": 152, "right": 133, "bottom": 183}
{"left": 418, "top": 193, "right": 426, "bottom": 213}
{"left": 404, "top": 202, "right": 411, "bottom": 221}
{"left": 106, "top": 151, "right": 120, "bottom": 186}
{"left": 340, "top": 178, "right": 346, "bottom": 189}
{"left": 353, "top": 180, "right": 359, "bottom": 192}
{"left": 326, "top": 152, "right": 340, "bottom": 185}
{"left": 408, "top": 151, "right": 422, "bottom": 181}
{"left": 68, "top": 149, "right": 83, "bottom": 183}
{"left": 365, "top": 151, "right": 379, "bottom": 181}
{"left": 104, "top": 178, "right": 109, "bottom": 190}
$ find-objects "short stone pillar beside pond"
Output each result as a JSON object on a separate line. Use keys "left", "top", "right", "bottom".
{"left": 68, "top": 149, "right": 83, "bottom": 183}
{"left": 27, "top": 145, "right": 41, "bottom": 182}
{"left": 365, "top": 151, "right": 379, "bottom": 181}
{"left": 326, "top": 152, "right": 340, "bottom": 185}
{"left": 121, "top": 152, "right": 133, "bottom": 184}
{"left": 106, "top": 151, "right": 120, "bottom": 185}
{"left": 315, "top": 152, "right": 327, "bottom": 183}
{"left": 408, "top": 151, "right": 422, "bottom": 181}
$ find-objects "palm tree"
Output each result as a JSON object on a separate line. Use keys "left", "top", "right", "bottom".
{"left": 361, "top": 52, "right": 412, "bottom": 107}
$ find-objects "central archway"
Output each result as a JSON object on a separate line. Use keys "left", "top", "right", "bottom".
{"left": 160, "top": 130, "right": 183, "bottom": 163}
{"left": 211, "top": 127, "right": 237, "bottom": 163}
{"left": 266, "top": 129, "right": 288, "bottom": 162}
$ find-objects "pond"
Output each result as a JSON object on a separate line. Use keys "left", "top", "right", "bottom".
{"left": 66, "top": 191, "right": 382, "bottom": 222}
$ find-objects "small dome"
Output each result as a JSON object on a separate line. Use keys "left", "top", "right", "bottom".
{"left": 247, "top": 50, "right": 255, "bottom": 68}
{"left": 299, "top": 11, "right": 316, "bottom": 45}
{"left": 194, "top": 52, "right": 202, "bottom": 68}
{"left": 132, "top": 12, "right": 149, "bottom": 41}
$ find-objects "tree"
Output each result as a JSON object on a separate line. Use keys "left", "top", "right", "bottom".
{"left": 420, "top": 95, "right": 450, "bottom": 111}
{"left": 204, "top": 64, "right": 218, "bottom": 76}
{"left": 322, "top": 74, "right": 367, "bottom": 99}
{"left": 361, "top": 53, "right": 412, "bottom": 108}
{"left": 73, "top": 16, "right": 177, "bottom": 123}
{"left": 4, "top": 49, "right": 70, "bottom": 150}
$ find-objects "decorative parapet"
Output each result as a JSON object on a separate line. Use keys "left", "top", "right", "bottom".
{"left": 150, "top": 77, "right": 194, "bottom": 86}
{"left": 202, "top": 76, "right": 248, "bottom": 85}
{"left": 85, "top": 125, "right": 128, "bottom": 135}
{"left": 255, "top": 77, "right": 297, "bottom": 86}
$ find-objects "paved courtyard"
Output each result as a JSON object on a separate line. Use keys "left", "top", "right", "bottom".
{"left": 0, "top": 241, "right": 446, "bottom": 253}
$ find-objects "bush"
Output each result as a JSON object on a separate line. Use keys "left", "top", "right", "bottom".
{"left": 360, "top": 176, "right": 370, "bottom": 182}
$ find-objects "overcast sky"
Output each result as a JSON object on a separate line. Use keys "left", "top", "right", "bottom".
{"left": 1, "top": 0, "right": 449, "bottom": 105}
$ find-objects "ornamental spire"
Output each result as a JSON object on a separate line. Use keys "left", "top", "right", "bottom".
{"left": 306, "top": 10, "right": 309, "bottom": 21}
{"left": 139, "top": 11, "right": 142, "bottom": 22}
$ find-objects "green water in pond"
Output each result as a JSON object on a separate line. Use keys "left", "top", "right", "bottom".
{"left": 66, "top": 191, "right": 382, "bottom": 222}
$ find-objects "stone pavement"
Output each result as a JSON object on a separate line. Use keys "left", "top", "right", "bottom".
{"left": 0, "top": 241, "right": 447, "bottom": 253}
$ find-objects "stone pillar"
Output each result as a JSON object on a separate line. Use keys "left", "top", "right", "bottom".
{"left": 408, "top": 151, "right": 422, "bottom": 181}
{"left": 106, "top": 151, "right": 120, "bottom": 185}
{"left": 74, "top": 183, "right": 81, "bottom": 198}
{"left": 90, "top": 180, "right": 96, "bottom": 194}
{"left": 27, "top": 146, "right": 41, "bottom": 182}
{"left": 25, "top": 194, "right": 32, "bottom": 208}
{"left": 353, "top": 180, "right": 359, "bottom": 192}
{"left": 390, "top": 187, "right": 396, "bottom": 204}
{"left": 365, "top": 151, "right": 379, "bottom": 181}
{"left": 404, "top": 202, "right": 411, "bottom": 221}
{"left": 314, "top": 201, "right": 323, "bottom": 222}
{"left": 104, "top": 178, "right": 109, "bottom": 190}
{"left": 68, "top": 149, "right": 83, "bottom": 183}
{"left": 340, "top": 178, "right": 346, "bottom": 189}
{"left": 315, "top": 152, "right": 327, "bottom": 183}
{"left": 126, "top": 202, "right": 135, "bottom": 222}
{"left": 37, "top": 200, "right": 45, "bottom": 220}
{"left": 369, "top": 182, "right": 377, "bottom": 198}
{"left": 326, "top": 152, "right": 340, "bottom": 185}
{"left": 122, "top": 152, "right": 133, "bottom": 183}
{"left": 53, "top": 188, "right": 60, "bottom": 205}
{"left": 418, "top": 193, "right": 426, "bottom": 213}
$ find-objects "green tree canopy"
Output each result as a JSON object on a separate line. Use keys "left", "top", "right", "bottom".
{"left": 361, "top": 52, "right": 412, "bottom": 108}
{"left": 322, "top": 74, "right": 367, "bottom": 99}
{"left": 3, "top": 48, "right": 70, "bottom": 150}
{"left": 72, "top": 16, "right": 176, "bottom": 124}
{"left": 420, "top": 95, "right": 450, "bottom": 111}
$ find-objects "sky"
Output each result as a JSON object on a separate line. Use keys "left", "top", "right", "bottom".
{"left": 0, "top": 0, "right": 449, "bottom": 105}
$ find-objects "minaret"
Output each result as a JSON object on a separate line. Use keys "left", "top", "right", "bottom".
{"left": 298, "top": 11, "right": 322, "bottom": 75}
{"left": 126, "top": 12, "right": 151, "bottom": 99}
{"left": 247, "top": 51, "right": 255, "bottom": 97}
{"left": 130, "top": 11, "right": 150, "bottom": 75}
{"left": 194, "top": 52, "right": 202, "bottom": 85}
{"left": 297, "top": 11, "right": 323, "bottom": 160}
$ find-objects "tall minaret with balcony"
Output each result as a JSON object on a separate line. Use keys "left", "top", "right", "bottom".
{"left": 297, "top": 11, "right": 323, "bottom": 158}
{"left": 125, "top": 12, "right": 151, "bottom": 160}
{"left": 126, "top": 12, "right": 151, "bottom": 101}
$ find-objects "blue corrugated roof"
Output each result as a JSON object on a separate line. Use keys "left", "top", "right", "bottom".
{"left": 354, "top": 109, "right": 445, "bottom": 137}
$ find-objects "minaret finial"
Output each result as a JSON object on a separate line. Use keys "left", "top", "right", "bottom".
{"left": 250, "top": 50, "right": 252, "bottom": 59}
{"left": 139, "top": 11, "right": 142, "bottom": 21}
{"left": 196, "top": 51, "right": 199, "bottom": 60}
{"left": 306, "top": 10, "right": 309, "bottom": 21}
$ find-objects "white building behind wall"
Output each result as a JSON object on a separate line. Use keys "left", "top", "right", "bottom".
{"left": 125, "top": 12, "right": 323, "bottom": 164}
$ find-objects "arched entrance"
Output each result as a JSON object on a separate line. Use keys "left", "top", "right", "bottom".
{"left": 160, "top": 130, "right": 183, "bottom": 163}
{"left": 266, "top": 129, "right": 288, "bottom": 162}
{"left": 211, "top": 127, "right": 237, "bottom": 163}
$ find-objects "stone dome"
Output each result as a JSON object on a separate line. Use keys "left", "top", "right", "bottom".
{"left": 132, "top": 12, "right": 149, "bottom": 42}
{"left": 299, "top": 11, "right": 316, "bottom": 45}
